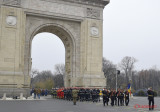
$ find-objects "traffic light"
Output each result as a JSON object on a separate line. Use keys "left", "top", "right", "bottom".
{"left": 117, "top": 70, "right": 120, "bottom": 74}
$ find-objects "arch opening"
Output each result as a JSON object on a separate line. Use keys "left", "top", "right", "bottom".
{"left": 27, "top": 24, "right": 76, "bottom": 88}
{"left": 31, "top": 32, "right": 65, "bottom": 72}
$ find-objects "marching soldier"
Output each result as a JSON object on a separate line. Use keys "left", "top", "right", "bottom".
{"left": 81, "top": 88, "right": 85, "bottom": 101}
{"left": 63, "top": 88, "right": 67, "bottom": 100}
{"left": 85, "top": 88, "right": 90, "bottom": 101}
{"left": 147, "top": 87, "right": 154, "bottom": 110}
{"left": 72, "top": 88, "right": 79, "bottom": 105}
{"left": 66, "top": 88, "right": 71, "bottom": 100}
{"left": 52, "top": 89, "right": 57, "bottom": 98}
{"left": 102, "top": 89, "right": 107, "bottom": 106}
{"left": 97, "top": 89, "right": 100, "bottom": 102}
{"left": 110, "top": 89, "right": 115, "bottom": 106}
{"left": 106, "top": 89, "right": 110, "bottom": 106}
{"left": 121, "top": 89, "right": 124, "bottom": 106}
{"left": 124, "top": 89, "right": 129, "bottom": 106}
{"left": 117, "top": 89, "right": 121, "bottom": 106}
{"left": 114, "top": 89, "right": 117, "bottom": 105}
{"left": 79, "top": 88, "right": 83, "bottom": 101}
{"left": 119, "top": 90, "right": 124, "bottom": 106}
{"left": 92, "top": 89, "right": 97, "bottom": 102}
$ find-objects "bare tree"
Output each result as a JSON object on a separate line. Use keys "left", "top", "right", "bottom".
{"left": 31, "top": 68, "right": 39, "bottom": 78}
{"left": 119, "top": 56, "right": 137, "bottom": 84}
{"left": 103, "top": 57, "right": 117, "bottom": 89}
{"left": 53, "top": 74, "right": 64, "bottom": 88}
{"left": 31, "top": 69, "right": 39, "bottom": 87}
{"left": 53, "top": 64, "right": 65, "bottom": 88}
{"left": 54, "top": 64, "right": 65, "bottom": 75}
{"left": 31, "top": 70, "right": 54, "bottom": 88}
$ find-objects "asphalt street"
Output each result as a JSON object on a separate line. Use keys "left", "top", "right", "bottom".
{"left": 0, "top": 96, "right": 160, "bottom": 112}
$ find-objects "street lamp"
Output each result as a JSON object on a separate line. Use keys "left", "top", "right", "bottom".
{"left": 116, "top": 70, "right": 120, "bottom": 92}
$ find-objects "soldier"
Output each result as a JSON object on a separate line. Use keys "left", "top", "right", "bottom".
{"left": 69, "top": 88, "right": 72, "bottom": 101}
{"left": 113, "top": 89, "right": 117, "bottom": 105}
{"left": 72, "top": 88, "right": 79, "bottom": 105}
{"left": 106, "top": 89, "right": 110, "bottom": 106}
{"left": 85, "top": 88, "right": 90, "bottom": 101}
{"left": 147, "top": 87, "right": 154, "bottom": 110}
{"left": 92, "top": 89, "right": 97, "bottom": 102}
{"left": 102, "top": 89, "right": 107, "bottom": 106}
{"left": 66, "top": 88, "right": 69, "bottom": 100}
{"left": 63, "top": 88, "right": 67, "bottom": 100}
{"left": 117, "top": 89, "right": 121, "bottom": 106}
{"left": 124, "top": 89, "right": 129, "bottom": 106}
{"left": 79, "top": 88, "right": 83, "bottom": 101}
{"left": 97, "top": 89, "right": 100, "bottom": 102}
{"left": 121, "top": 89, "right": 124, "bottom": 106}
{"left": 110, "top": 89, "right": 115, "bottom": 106}
{"left": 81, "top": 88, "right": 85, "bottom": 101}
{"left": 52, "top": 89, "right": 56, "bottom": 98}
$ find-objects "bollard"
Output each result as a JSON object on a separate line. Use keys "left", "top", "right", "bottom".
{"left": 20, "top": 93, "right": 23, "bottom": 100}
{"left": 2, "top": 93, "right": 6, "bottom": 100}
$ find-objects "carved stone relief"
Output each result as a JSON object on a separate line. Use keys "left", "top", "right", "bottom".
{"left": 90, "top": 23, "right": 99, "bottom": 37}
{"left": 3, "top": 0, "right": 21, "bottom": 7}
{"left": 66, "top": 62, "right": 71, "bottom": 73}
{"left": 87, "top": 8, "right": 100, "bottom": 19}
{"left": 90, "top": 27, "right": 99, "bottom": 37}
{"left": 6, "top": 16, "right": 17, "bottom": 26}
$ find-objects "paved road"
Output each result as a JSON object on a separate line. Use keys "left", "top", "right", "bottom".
{"left": 0, "top": 96, "right": 160, "bottom": 112}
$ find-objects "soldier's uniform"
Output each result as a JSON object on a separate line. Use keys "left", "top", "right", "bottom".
{"left": 106, "top": 90, "right": 110, "bottom": 106}
{"left": 114, "top": 90, "right": 117, "bottom": 105}
{"left": 97, "top": 89, "right": 100, "bottom": 102}
{"left": 121, "top": 90, "right": 124, "bottom": 106}
{"left": 63, "top": 89, "right": 67, "bottom": 100}
{"left": 69, "top": 89, "right": 72, "bottom": 101}
{"left": 147, "top": 88, "right": 154, "bottom": 110}
{"left": 52, "top": 89, "right": 57, "bottom": 98}
{"left": 92, "top": 89, "right": 97, "bottom": 102}
{"left": 81, "top": 89, "right": 85, "bottom": 101}
{"left": 110, "top": 90, "right": 115, "bottom": 106}
{"left": 72, "top": 88, "right": 79, "bottom": 105}
{"left": 102, "top": 89, "right": 107, "bottom": 106}
{"left": 117, "top": 90, "right": 121, "bottom": 106}
{"left": 79, "top": 89, "right": 83, "bottom": 101}
{"left": 66, "top": 89, "right": 70, "bottom": 100}
{"left": 85, "top": 89, "right": 90, "bottom": 101}
{"left": 124, "top": 90, "right": 129, "bottom": 106}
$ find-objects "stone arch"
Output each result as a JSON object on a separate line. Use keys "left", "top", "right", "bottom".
{"left": 0, "top": 0, "right": 108, "bottom": 97}
{"left": 27, "top": 23, "right": 77, "bottom": 87}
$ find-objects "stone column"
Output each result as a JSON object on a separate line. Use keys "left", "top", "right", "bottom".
{"left": 0, "top": 6, "right": 30, "bottom": 97}
{"left": 80, "top": 18, "right": 106, "bottom": 88}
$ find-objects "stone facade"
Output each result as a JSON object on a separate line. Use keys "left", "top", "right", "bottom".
{"left": 0, "top": 0, "right": 109, "bottom": 97}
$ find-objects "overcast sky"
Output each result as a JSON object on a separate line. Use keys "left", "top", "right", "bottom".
{"left": 32, "top": 0, "right": 160, "bottom": 72}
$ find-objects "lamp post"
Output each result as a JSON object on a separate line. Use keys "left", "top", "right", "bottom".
{"left": 116, "top": 70, "right": 120, "bottom": 92}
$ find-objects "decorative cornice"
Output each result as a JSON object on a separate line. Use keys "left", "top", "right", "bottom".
{"left": 65, "top": 0, "right": 109, "bottom": 7}
{"left": 2, "top": 0, "right": 21, "bottom": 7}
{"left": 43, "top": 0, "right": 109, "bottom": 8}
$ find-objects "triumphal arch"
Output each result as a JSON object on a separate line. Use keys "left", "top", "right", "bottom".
{"left": 0, "top": 0, "right": 109, "bottom": 97}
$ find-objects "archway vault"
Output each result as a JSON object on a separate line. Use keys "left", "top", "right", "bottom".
{"left": 30, "top": 23, "right": 76, "bottom": 88}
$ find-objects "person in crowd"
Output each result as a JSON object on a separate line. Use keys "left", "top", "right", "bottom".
{"left": 102, "top": 88, "right": 107, "bottom": 106}
{"left": 124, "top": 89, "right": 129, "bottom": 106}
{"left": 147, "top": 87, "right": 154, "bottom": 110}
{"left": 72, "top": 88, "right": 79, "bottom": 105}
{"left": 37, "top": 88, "right": 41, "bottom": 99}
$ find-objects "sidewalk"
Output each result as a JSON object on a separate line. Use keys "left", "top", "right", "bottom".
{"left": 0, "top": 95, "right": 52, "bottom": 101}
